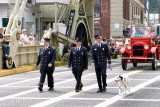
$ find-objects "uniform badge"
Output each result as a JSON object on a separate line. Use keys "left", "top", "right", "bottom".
{"left": 48, "top": 52, "right": 50, "bottom": 54}
{"left": 73, "top": 52, "right": 75, "bottom": 54}
{"left": 103, "top": 48, "right": 104, "bottom": 50}
{"left": 82, "top": 52, "right": 83, "bottom": 55}
{"left": 94, "top": 49, "right": 97, "bottom": 51}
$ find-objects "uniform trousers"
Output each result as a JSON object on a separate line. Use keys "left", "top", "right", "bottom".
{"left": 39, "top": 69, "right": 54, "bottom": 88}
{"left": 95, "top": 67, "right": 107, "bottom": 90}
{"left": 72, "top": 70, "right": 83, "bottom": 90}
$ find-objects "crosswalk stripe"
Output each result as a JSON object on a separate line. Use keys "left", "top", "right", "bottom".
{"left": 29, "top": 66, "right": 150, "bottom": 107}
{"left": 94, "top": 74, "right": 160, "bottom": 107}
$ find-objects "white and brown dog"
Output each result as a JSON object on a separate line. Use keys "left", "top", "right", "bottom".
{"left": 115, "top": 75, "right": 130, "bottom": 95}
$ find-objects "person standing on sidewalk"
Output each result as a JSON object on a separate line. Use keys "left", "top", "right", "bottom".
{"left": 0, "top": 28, "right": 11, "bottom": 60}
{"left": 36, "top": 38, "right": 56, "bottom": 92}
{"left": 68, "top": 37, "right": 88, "bottom": 92}
{"left": 91, "top": 35, "right": 111, "bottom": 93}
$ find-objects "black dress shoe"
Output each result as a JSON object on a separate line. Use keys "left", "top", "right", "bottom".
{"left": 97, "top": 89, "right": 102, "bottom": 93}
{"left": 48, "top": 87, "right": 54, "bottom": 91}
{"left": 75, "top": 89, "right": 80, "bottom": 92}
{"left": 38, "top": 86, "right": 43, "bottom": 92}
{"left": 80, "top": 85, "right": 83, "bottom": 91}
{"left": 103, "top": 86, "right": 106, "bottom": 92}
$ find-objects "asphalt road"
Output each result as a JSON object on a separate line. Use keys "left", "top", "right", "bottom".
{"left": 0, "top": 59, "right": 160, "bottom": 107}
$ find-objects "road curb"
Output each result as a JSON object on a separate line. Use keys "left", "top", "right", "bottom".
{"left": 0, "top": 61, "right": 68, "bottom": 77}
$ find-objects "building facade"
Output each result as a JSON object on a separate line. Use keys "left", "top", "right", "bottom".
{"left": 0, "top": 0, "right": 69, "bottom": 38}
{"left": 94, "top": 0, "right": 110, "bottom": 39}
{"left": 94, "top": 0, "right": 144, "bottom": 38}
{"left": 0, "top": 0, "right": 42, "bottom": 36}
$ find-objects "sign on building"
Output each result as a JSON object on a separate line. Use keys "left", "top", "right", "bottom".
{"left": 66, "top": 10, "right": 75, "bottom": 36}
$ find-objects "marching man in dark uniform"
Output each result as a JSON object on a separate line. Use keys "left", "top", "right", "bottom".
{"left": 36, "top": 38, "right": 56, "bottom": 92}
{"left": 91, "top": 35, "right": 111, "bottom": 93}
{"left": 68, "top": 37, "right": 88, "bottom": 92}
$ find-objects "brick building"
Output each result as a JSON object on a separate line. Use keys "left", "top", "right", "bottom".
{"left": 94, "top": 0, "right": 144, "bottom": 38}
{"left": 94, "top": 0, "right": 110, "bottom": 39}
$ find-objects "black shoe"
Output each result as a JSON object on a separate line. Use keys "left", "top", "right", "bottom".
{"left": 80, "top": 85, "right": 83, "bottom": 91}
{"left": 75, "top": 89, "right": 80, "bottom": 92}
{"left": 38, "top": 86, "right": 43, "bottom": 92}
{"left": 97, "top": 89, "right": 102, "bottom": 93}
{"left": 103, "top": 86, "right": 106, "bottom": 92}
{"left": 48, "top": 87, "right": 54, "bottom": 91}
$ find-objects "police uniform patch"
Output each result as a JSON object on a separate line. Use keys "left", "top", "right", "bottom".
{"left": 82, "top": 52, "right": 83, "bottom": 55}
{"left": 48, "top": 52, "right": 50, "bottom": 54}
{"left": 103, "top": 48, "right": 104, "bottom": 50}
{"left": 94, "top": 49, "right": 97, "bottom": 51}
{"left": 73, "top": 52, "right": 75, "bottom": 54}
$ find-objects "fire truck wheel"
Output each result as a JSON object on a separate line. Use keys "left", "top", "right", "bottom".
{"left": 122, "top": 54, "right": 127, "bottom": 70}
{"left": 133, "top": 63, "right": 137, "bottom": 67}
{"left": 152, "top": 53, "right": 157, "bottom": 70}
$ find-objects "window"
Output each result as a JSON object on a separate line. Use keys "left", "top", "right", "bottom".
{"left": 21, "top": 17, "right": 25, "bottom": 29}
{"left": 94, "top": 0, "right": 101, "bottom": 18}
{"left": 35, "top": 18, "right": 40, "bottom": 35}
{"left": 94, "top": 29, "right": 101, "bottom": 36}
{"left": 2, "top": 18, "right": 9, "bottom": 27}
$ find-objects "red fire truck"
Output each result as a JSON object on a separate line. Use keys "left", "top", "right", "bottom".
{"left": 120, "top": 26, "right": 160, "bottom": 70}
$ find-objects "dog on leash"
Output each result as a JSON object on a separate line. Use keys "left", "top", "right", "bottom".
{"left": 115, "top": 75, "right": 130, "bottom": 95}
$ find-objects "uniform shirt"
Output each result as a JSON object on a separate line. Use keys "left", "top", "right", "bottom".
{"left": 68, "top": 46, "right": 88, "bottom": 72}
{"left": 91, "top": 43, "right": 111, "bottom": 68}
{"left": 36, "top": 46, "right": 56, "bottom": 71}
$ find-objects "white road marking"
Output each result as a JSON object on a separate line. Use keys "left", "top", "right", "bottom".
{"left": 120, "top": 99, "right": 160, "bottom": 102}
{"left": 29, "top": 67, "right": 148, "bottom": 107}
{"left": 0, "top": 70, "right": 72, "bottom": 87}
{"left": 94, "top": 75, "right": 160, "bottom": 107}
{"left": 66, "top": 98, "right": 160, "bottom": 102}
{"left": 142, "top": 87, "right": 160, "bottom": 90}
{"left": 0, "top": 73, "right": 95, "bottom": 102}
{"left": 65, "top": 98, "right": 107, "bottom": 101}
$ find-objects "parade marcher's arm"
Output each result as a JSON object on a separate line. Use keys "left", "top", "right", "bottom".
{"left": 36, "top": 48, "right": 41, "bottom": 65}
{"left": 50, "top": 48, "right": 56, "bottom": 65}
{"left": 68, "top": 49, "right": 73, "bottom": 68}
{"left": 91, "top": 46, "right": 95, "bottom": 67}
{"left": 84, "top": 48, "right": 88, "bottom": 70}
{"left": 91, "top": 46, "right": 95, "bottom": 64}
{"left": 106, "top": 44, "right": 111, "bottom": 64}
